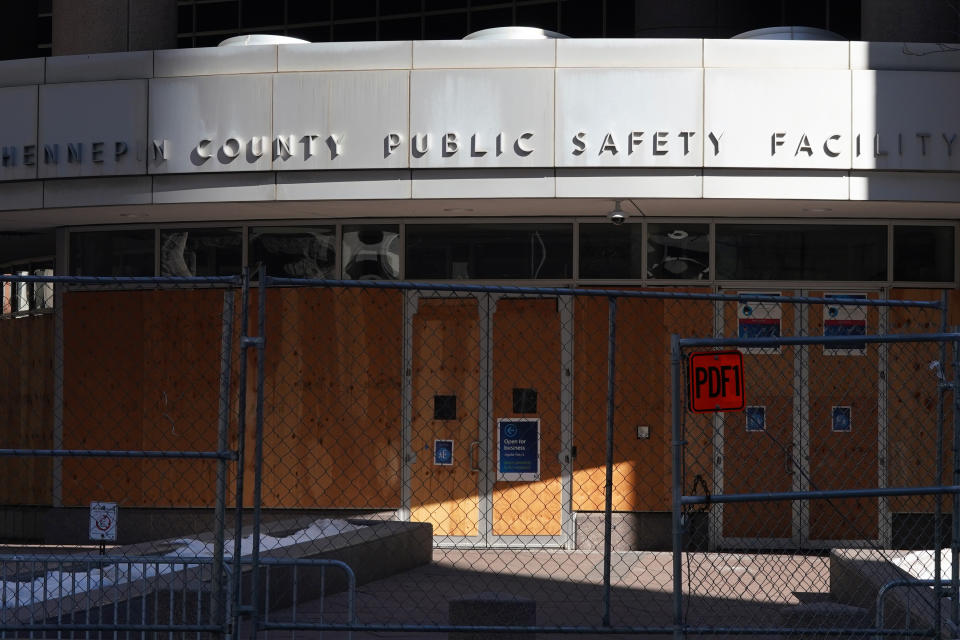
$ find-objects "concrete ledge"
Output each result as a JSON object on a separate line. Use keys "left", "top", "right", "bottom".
{"left": 3, "top": 516, "right": 432, "bottom": 636}
{"left": 830, "top": 548, "right": 950, "bottom": 637}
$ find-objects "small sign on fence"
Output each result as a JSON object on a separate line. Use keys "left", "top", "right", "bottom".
{"left": 688, "top": 351, "right": 745, "bottom": 413}
{"left": 89, "top": 501, "right": 118, "bottom": 542}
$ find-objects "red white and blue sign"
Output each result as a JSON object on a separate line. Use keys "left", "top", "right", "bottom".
{"left": 738, "top": 295, "right": 781, "bottom": 354}
{"left": 824, "top": 294, "right": 867, "bottom": 354}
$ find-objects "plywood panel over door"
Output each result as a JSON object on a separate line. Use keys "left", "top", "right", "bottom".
{"left": 409, "top": 297, "right": 482, "bottom": 537}
{"left": 62, "top": 291, "right": 146, "bottom": 506}
{"left": 0, "top": 313, "right": 54, "bottom": 505}
{"left": 721, "top": 291, "right": 795, "bottom": 541}
{"left": 888, "top": 289, "right": 949, "bottom": 515}
{"left": 572, "top": 293, "right": 670, "bottom": 514}
{"left": 806, "top": 291, "right": 880, "bottom": 542}
{"left": 491, "top": 297, "right": 562, "bottom": 537}
{"left": 273, "top": 287, "right": 403, "bottom": 509}
{"left": 140, "top": 289, "right": 223, "bottom": 507}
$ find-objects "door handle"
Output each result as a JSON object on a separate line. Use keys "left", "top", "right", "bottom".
{"left": 469, "top": 440, "right": 480, "bottom": 473}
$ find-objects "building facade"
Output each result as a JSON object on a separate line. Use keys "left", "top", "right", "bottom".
{"left": 1, "top": 2, "right": 959, "bottom": 549}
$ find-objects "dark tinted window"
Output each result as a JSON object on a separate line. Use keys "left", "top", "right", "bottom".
{"left": 605, "top": 0, "right": 635, "bottom": 36}
{"left": 560, "top": 0, "right": 602, "bottom": 37}
{"left": 470, "top": 8, "right": 512, "bottom": 31}
{"left": 648, "top": 223, "right": 710, "bottom": 280}
{"left": 196, "top": 1, "right": 238, "bottom": 32}
{"left": 287, "top": 0, "right": 331, "bottom": 23}
{"left": 894, "top": 225, "right": 955, "bottom": 282}
{"left": 517, "top": 3, "right": 558, "bottom": 31}
{"left": 71, "top": 230, "right": 155, "bottom": 277}
{"left": 178, "top": 5, "right": 194, "bottom": 33}
{"left": 334, "top": 0, "right": 375, "bottom": 20}
{"left": 578, "top": 223, "right": 643, "bottom": 279}
{"left": 425, "top": 11, "right": 468, "bottom": 38}
{"left": 407, "top": 224, "right": 572, "bottom": 279}
{"left": 716, "top": 224, "right": 887, "bottom": 281}
{"left": 241, "top": 0, "right": 284, "bottom": 27}
{"left": 380, "top": 16, "right": 422, "bottom": 39}
{"left": 250, "top": 227, "right": 336, "bottom": 279}
{"left": 333, "top": 20, "right": 377, "bottom": 40}
{"left": 159, "top": 228, "right": 242, "bottom": 277}
{"left": 381, "top": 0, "right": 423, "bottom": 16}
{"left": 425, "top": 0, "right": 468, "bottom": 10}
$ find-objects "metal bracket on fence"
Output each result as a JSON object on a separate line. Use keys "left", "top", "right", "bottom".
{"left": 930, "top": 360, "right": 953, "bottom": 390}
{"left": 241, "top": 336, "right": 265, "bottom": 348}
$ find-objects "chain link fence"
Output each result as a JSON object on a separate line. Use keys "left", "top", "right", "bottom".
{"left": 0, "top": 273, "right": 956, "bottom": 638}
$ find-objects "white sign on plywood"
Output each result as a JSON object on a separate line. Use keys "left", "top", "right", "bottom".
{"left": 89, "top": 501, "right": 118, "bottom": 542}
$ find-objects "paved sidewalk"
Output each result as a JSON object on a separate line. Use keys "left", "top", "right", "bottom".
{"left": 250, "top": 549, "right": 831, "bottom": 639}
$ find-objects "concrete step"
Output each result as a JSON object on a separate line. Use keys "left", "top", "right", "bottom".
{"left": 780, "top": 600, "right": 873, "bottom": 639}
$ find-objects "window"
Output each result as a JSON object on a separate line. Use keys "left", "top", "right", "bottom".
{"left": 249, "top": 226, "right": 336, "bottom": 279}
{"left": 407, "top": 224, "right": 572, "bottom": 279}
{"left": 894, "top": 225, "right": 954, "bottom": 282}
{"left": 647, "top": 223, "right": 710, "bottom": 280}
{"left": 716, "top": 224, "right": 887, "bottom": 281}
{"left": 342, "top": 225, "right": 400, "bottom": 280}
{"left": 2, "top": 261, "right": 53, "bottom": 316}
{"left": 578, "top": 223, "right": 642, "bottom": 279}
{"left": 159, "top": 228, "right": 242, "bottom": 277}
{"left": 71, "top": 230, "right": 154, "bottom": 276}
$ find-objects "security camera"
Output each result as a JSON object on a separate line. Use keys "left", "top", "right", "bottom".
{"left": 608, "top": 199, "right": 627, "bottom": 225}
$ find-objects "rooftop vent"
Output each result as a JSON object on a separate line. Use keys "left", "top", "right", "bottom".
{"left": 218, "top": 34, "right": 311, "bottom": 47}
{"left": 463, "top": 26, "right": 568, "bottom": 40}
{"left": 732, "top": 26, "right": 845, "bottom": 41}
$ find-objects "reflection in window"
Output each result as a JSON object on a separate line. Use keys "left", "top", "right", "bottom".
{"left": 342, "top": 225, "right": 400, "bottom": 280}
{"left": 406, "top": 224, "right": 572, "bottom": 279}
{"left": 578, "top": 223, "right": 642, "bottom": 279}
{"left": 71, "top": 230, "right": 155, "bottom": 276}
{"left": 160, "top": 228, "right": 242, "bottom": 277}
{"left": 647, "top": 223, "right": 710, "bottom": 280}
{"left": 250, "top": 227, "right": 336, "bottom": 279}
{"left": 894, "top": 225, "right": 954, "bottom": 282}
{"left": 716, "top": 225, "right": 886, "bottom": 281}
{"left": 1, "top": 262, "right": 53, "bottom": 316}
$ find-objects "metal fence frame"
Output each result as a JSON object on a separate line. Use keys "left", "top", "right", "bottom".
{"left": 0, "top": 272, "right": 956, "bottom": 638}
{"left": 672, "top": 329, "right": 960, "bottom": 640}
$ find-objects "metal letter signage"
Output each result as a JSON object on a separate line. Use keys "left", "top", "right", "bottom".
{"left": 688, "top": 350, "right": 745, "bottom": 413}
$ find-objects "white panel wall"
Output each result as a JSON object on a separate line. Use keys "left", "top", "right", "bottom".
{"left": 704, "top": 69, "right": 851, "bottom": 170}
{"left": 39, "top": 80, "right": 148, "bottom": 178}
{"left": 0, "top": 85, "right": 38, "bottom": 182}
{"left": 148, "top": 74, "right": 273, "bottom": 174}
{"left": 0, "top": 39, "right": 959, "bottom": 209}
{"left": 852, "top": 71, "right": 960, "bottom": 172}
{"left": 272, "top": 71, "right": 409, "bottom": 170}
{"left": 555, "top": 68, "right": 703, "bottom": 167}
{"left": 409, "top": 68, "right": 554, "bottom": 169}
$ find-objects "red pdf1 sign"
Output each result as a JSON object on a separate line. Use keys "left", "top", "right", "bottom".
{"left": 688, "top": 351, "right": 745, "bottom": 413}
